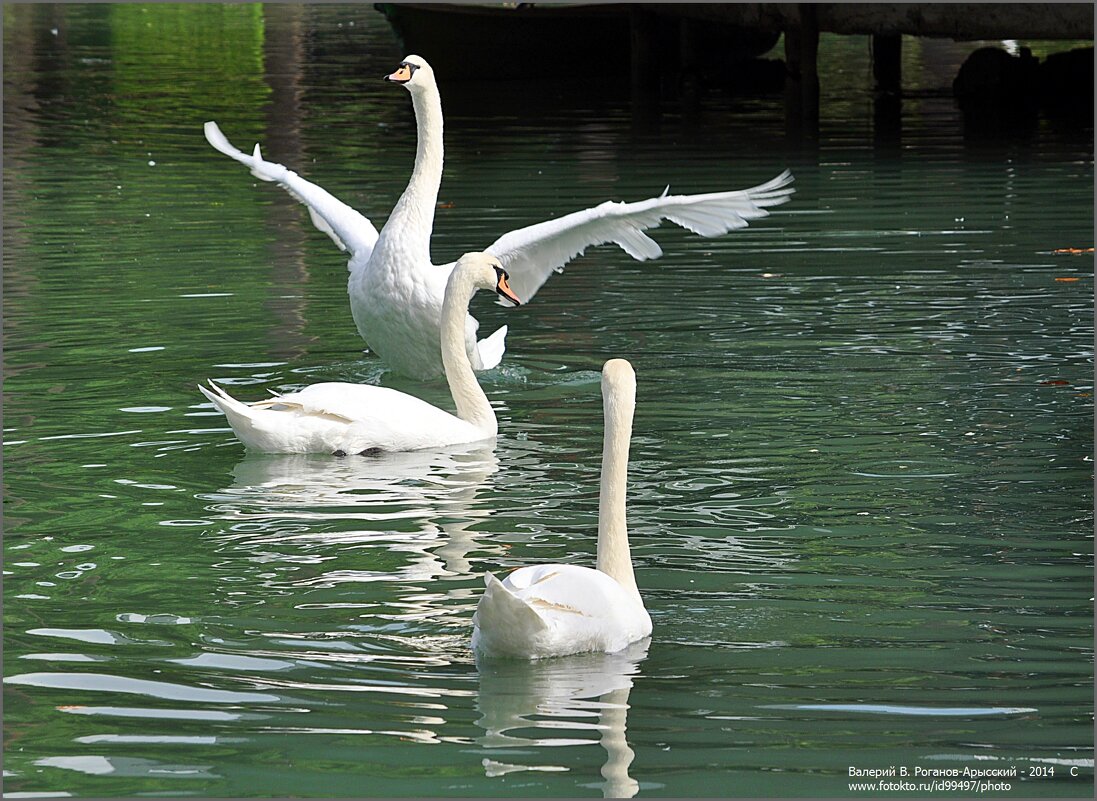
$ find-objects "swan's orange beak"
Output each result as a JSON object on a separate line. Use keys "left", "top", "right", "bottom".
{"left": 385, "top": 62, "right": 416, "bottom": 83}
{"left": 495, "top": 270, "right": 522, "bottom": 306}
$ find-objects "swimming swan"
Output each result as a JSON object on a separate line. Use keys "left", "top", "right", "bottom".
{"left": 198, "top": 252, "right": 521, "bottom": 454}
{"left": 471, "top": 358, "right": 652, "bottom": 659}
{"left": 204, "top": 55, "right": 794, "bottom": 380}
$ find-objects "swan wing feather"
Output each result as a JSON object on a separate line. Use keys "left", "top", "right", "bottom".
{"left": 268, "top": 383, "right": 462, "bottom": 431}
{"left": 204, "top": 121, "right": 379, "bottom": 261}
{"left": 485, "top": 169, "right": 794, "bottom": 303}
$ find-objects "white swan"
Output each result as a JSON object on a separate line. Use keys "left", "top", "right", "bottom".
{"left": 204, "top": 55, "right": 795, "bottom": 380}
{"left": 198, "top": 252, "right": 520, "bottom": 454}
{"left": 472, "top": 358, "right": 651, "bottom": 659}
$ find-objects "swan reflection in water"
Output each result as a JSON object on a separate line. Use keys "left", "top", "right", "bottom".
{"left": 200, "top": 441, "right": 502, "bottom": 581}
{"left": 475, "top": 640, "right": 649, "bottom": 798}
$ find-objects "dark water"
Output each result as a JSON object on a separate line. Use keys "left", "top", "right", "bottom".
{"left": 3, "top": 4, "right": 1093, "bottom": 798}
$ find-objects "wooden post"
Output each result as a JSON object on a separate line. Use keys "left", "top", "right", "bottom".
{"left": 871, "top": 33, "right": 902, "bottom": 142}
{"left": 630, "top": 6, "right": 661, "bottom": 121}
{"left": 798, "top": 4, "right": 819, "bottom": 125}
{"left": 872, "top": 33, "right": 902, "bottom": 93}
{"left": 785, "top": 3, "right": 819, "bottom": 139}
{"left": 261, "top": 3, "right": 312, "bottom": 359}
{"left": 679, "top": 17, "right": 700, "bottom": 113}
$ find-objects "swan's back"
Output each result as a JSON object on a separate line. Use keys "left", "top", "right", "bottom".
{"left": 202, "top": 382, "right": 485, "bottom": 453}
{"left": 472, "top": 564, "right": 652, "bottom": 659}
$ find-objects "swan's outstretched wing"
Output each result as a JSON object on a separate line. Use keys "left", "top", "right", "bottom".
{"left": 485, "top": 169, "right": 794, "bottom": 303}
{"left": 205, "top": 121, "right": 379, "bottom": 262}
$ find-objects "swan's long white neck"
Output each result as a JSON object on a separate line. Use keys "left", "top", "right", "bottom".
{"left": 596, "top": 371, "right": 640, "bottom": 603}
{"left": 440, "top": 270, "right": 496, "bottom": 435}
{"left": 383, "top": 81, "right": 444, "bottom": 266}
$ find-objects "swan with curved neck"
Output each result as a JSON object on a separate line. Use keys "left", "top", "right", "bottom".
{"left": 205, "top": 56, "right": 794, "bottom": 380}
{"left": 471, "top": 359, "right": 652, "bottom": 659}
{"left": 197, "top": 252, "right": 520, "bottom": 454}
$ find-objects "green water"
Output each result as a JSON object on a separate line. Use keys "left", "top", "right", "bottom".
{"left": 3, "top": 4, "right": 1093, "bottom": 798}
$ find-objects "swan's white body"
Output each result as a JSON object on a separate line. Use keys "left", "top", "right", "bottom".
{"left": 199, "top": 381, "right": 484, "bottom": 454}
{"left": 205, "top": 55, "right": 794, "bottom": 379}
{"left": 472, "top": 359, "right": 652, "bottom": 659}
{"left": 198, "top": 253, "right": 518, "bottom": 454}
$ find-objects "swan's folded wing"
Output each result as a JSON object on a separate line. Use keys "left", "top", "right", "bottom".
{"left": 258, "top": 384, "right": 441, "bottom": 425}
{"left": 205, "top": 121, "right": 379, "bottom": 262}
{"left": 485, "top": 169, "right": 794, "bottom": 304}
{"left": 502, "top": 564, "right": 618, "bottom": 619}
{"left": 476, "top": 572, "right": 549, "bottom": 634}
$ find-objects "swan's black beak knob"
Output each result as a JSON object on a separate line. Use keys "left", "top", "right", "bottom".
{"left": 385, "top": 62, "right": 418, "bottom": 84}
{"left": 494, "top": 268, "right": 522, "bottom": 307}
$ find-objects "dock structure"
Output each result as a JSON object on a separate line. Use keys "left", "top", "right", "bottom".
{"left": 650, "top": 3, "right": 1093, "bottom": 41}
{"left": 377, "top": 2, "right": 1094, "bottom": 134}
{"left": 648, "top": 3, "right": 1093, "bottom": 130}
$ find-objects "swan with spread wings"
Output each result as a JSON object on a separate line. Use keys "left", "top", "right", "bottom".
{"left": 205, "top": 55, "right": 794, "bottom": 380}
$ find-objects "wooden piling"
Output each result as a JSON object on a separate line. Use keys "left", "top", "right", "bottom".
{"left": 630, "top": 5, "right": 661, "bottom": 121}
{"left": 785, "top": 3, "right": 820, "bottom": 139}
{"left": 872, "top": 33, "right": 902, "bottom": 94}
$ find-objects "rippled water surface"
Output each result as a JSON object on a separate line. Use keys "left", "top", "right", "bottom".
{"left": 4, "top": 4, "right": 1094, "bottom": 798}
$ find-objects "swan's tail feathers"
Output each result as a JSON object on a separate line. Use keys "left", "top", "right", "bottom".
{"left": 476, "top": 325, "right": 508, "bottom": 369}
{"left": 203, "top": 121, "right": 379, "bottom": 260}
{"left": 474, "top": 572, "right": 547, "bottom": 650}
{"left": 198, "top": 381, "right": 259, "bottom": 435}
